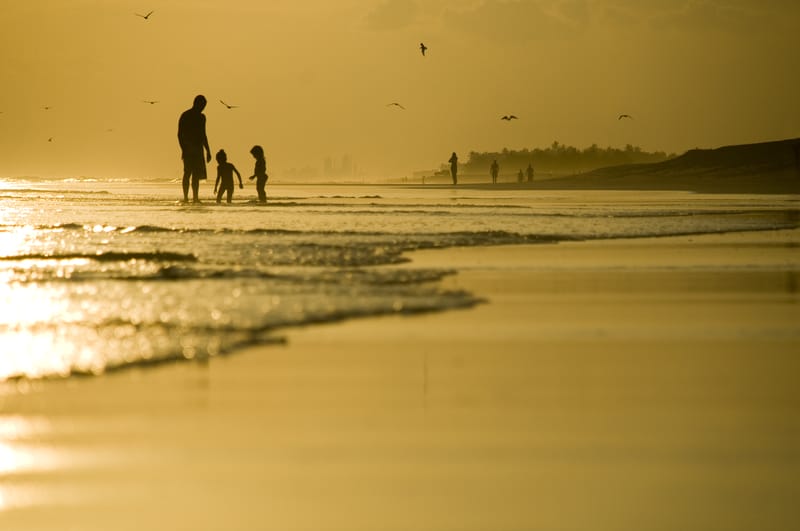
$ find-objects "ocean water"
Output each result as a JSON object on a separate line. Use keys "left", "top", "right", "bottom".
{"left": 1, "top": 178, "right": 797, "bottom": 380}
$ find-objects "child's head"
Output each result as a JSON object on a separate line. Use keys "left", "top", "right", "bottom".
{"left": 215, "top": 149, "right": 227, "bottom": 164}
{"left": 250, "top": 145, "right": 264, "bottom": 159}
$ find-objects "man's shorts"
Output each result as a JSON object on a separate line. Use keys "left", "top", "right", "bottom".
{"left": 182, "top": 151, "right": 207, "bottom": 181}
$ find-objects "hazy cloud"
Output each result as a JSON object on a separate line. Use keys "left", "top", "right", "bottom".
{"left": 551, "top": 0, "right": 592, "bottom": 27}
{"left": 365, "top": 0, "right": 420, "bottom": 30}
{"left": 443, "top": 1, "right": 571, "bottom": 43}
{"left": 597, "top": 0, "right": 800, "bottom": 32}
{"left": 649, "top": 0, "right": 760, "bottom": 31}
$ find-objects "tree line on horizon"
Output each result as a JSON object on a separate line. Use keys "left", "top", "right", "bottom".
{"left": 454, "top": 142, "right": 677, "bottom": 175}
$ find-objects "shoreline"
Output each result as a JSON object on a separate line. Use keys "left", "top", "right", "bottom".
{"left": 4, "top": 176, "right": 799, "bottom": 195}
{"left": 2, "top": 228, "right": 799, "bottom": 530}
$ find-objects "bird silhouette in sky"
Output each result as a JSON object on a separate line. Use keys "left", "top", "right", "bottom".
{"left": 142, "top": 100, "right": 159, "bottom": 105}
{"left": 618, "top": 114, "right": 633, "bottom": 120}
{"left": 220, "top": 100, "right": 238, "bottom": 109}
{"left": 135, "top": 11, "right": 154, "bottom": 20}
{"left": 48, "top": 137, "right": 53, "bottom": 142}
{"left": 386, "top": 102, "right": 405, "bottom": 110}
{"left": 420, "top": 42, "right": 427, "bottom": 56}
{"left": 43, "top": 106, "right": 52, "bottom": 111}
{"left": 501, "top": 115, "right": 518, "bottom": 121}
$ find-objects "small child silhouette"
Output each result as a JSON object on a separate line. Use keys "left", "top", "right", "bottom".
{"left": 248, "top": 145, "right": 269, "bottom": 203}
{"left": 213, "top": 149, "right": 243, "bottom": 204}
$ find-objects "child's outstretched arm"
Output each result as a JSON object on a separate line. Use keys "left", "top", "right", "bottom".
{"left": 214, "top": 169, "right": 221, "bottom": 192}
{"left": 233, "top": 165, "right": 243, "bottom": 188}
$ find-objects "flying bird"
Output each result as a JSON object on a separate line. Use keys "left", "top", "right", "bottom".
{"left": 618, "top": 114, "right": 633, "bottom": 120}
{"left": 142, "top": 100, "right": 159, "bottom": 105}
{"left": 501, "top": 115, "right": 518, "bottom": 121}
{"left": 135, "top": 11, "right": 154, "bottom": 20}
{"left": 43, "top": 106, "right": 52, "bottom": 110}
{"left": 420, "top": 42, "right": 427, "bottom": 56}
{"left": 220, "top": 100, "right": 238, "bottom": 109}
{"left": 386, "top": 102, "right": 405, "bottom": 110}
{"left": 48, "top": 137, "right": 53, "bottom": 142}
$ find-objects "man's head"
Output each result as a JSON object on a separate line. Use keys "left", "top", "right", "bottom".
{"left": 193, "top": 95, "right": 207, "bottom": 111}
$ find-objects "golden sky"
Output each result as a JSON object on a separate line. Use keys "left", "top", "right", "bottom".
{"left": 0, "top": 0, "right": 798, "bottom": 180}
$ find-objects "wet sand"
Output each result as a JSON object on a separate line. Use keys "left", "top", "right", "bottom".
{"left": 2, "top": 229, "right": 799, "bottom": 531}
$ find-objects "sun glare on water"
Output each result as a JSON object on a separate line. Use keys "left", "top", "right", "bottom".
{"left": 0, "top": 224, "right": 97, "bottom": 381}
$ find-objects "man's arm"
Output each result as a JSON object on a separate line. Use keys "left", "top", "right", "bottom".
{"left": 177, "top": 114, "right": 187, "bottom": 153}
{"left": 201, "top": 115, "right": 211, "bottom": 162}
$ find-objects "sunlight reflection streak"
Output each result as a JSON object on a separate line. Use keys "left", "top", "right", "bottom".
{"left": 0, "top": 416, "right": 86, "bottom": 512}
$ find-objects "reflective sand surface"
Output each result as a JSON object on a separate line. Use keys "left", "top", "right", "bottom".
{"left": 2, "top": 228, "right": 798, "bottom": 531}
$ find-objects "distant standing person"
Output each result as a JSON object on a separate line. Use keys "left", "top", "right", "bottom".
{"left": 249, "top": 145, "right": 269, "bottom": 203}
{"left": 526, "top": 162, "right": 534, "bottom": 183}
{"left": 449, "top": 152, "right": 458, "bottom": 185}
{"left": 490, "top": 159, "right": 499, "bottom": 184}
{"left": 517, "top": 169, "right": 524, "bottom": 183}
{"left": 213, "top": 149, "right": 243, "bottom": 204}
{"left": 177, "top": 95, "right": 211, "bottom": 203}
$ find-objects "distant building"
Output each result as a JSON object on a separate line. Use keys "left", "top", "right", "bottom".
{"left": 324, "top": 154, "right": 357, "bottom": 178}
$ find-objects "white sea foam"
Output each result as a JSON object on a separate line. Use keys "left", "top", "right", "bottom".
{"left": 0, "top": 180, "right": 797, "bottom": 380}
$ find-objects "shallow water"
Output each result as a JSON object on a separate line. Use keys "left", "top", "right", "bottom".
{"left": 1, "top": 178, "right": 797, "bottom": 380}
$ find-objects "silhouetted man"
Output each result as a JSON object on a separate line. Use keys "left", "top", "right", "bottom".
{"left": 490, "top": 159, "right": 499, "bottom": 184}
{"left": 178, "top": 95, "right": 211, "bottom": 203}
{"left": 449, "top": 152, "right": 458, "bottom": 185}
{"left": 526, "top": 163, "right": 534, "bottom": 183}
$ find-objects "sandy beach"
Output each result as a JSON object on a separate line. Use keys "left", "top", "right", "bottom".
{"left": 4, "top": 1, "right": 800, "bottom": 528}
{"left": 2, "top": 228, "right": 799, "bottom": 531}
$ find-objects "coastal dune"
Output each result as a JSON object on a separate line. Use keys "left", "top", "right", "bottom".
{"left": 456, "top": 138, "right": 800, "bottom": 194}
{"left": 571, "top": 137, "right": 800, "bottom": 193}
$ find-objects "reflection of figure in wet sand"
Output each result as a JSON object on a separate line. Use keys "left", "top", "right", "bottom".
{"left": 249, "top": 145, "right": 269, "bottom": 204}
{"left": 178, "top": 95, "right": 211, "bottom": 203}
{"left": 526, "top": 162, "right": 534, "bottom": 183}
{"left": 214, "top": 149, "right": 243, "bottom": 204}
{"left": 448, "top": 152, "right": 458, "bottom": 185}
{"left": 490, "top": 159, "right": 499, "bottom": 184}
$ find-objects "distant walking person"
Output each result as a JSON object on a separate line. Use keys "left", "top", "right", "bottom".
{"left": 490, "top": 159, "right": 499, "bottom": 184}
{"left": 517, "top": 169, "right": 524, "bottom": 183}
{"left": 449, "top": 152, "right": 458, "bottom": 185}
{"left": 526, "top": 162, "right": 534, "bottom": 183}
{"left": 249, "top": 145, "right": 269, "bottom": 203}
{"left": 178, "top": 95, "right": 211, "bottom": 203}
{"left": 213, "top": 149, "right": 243, "bottom": 204}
